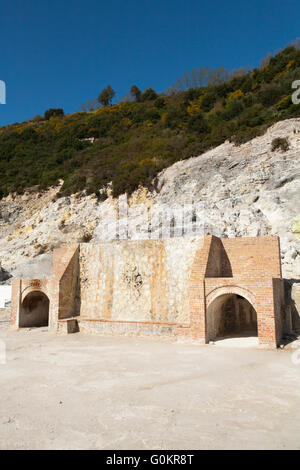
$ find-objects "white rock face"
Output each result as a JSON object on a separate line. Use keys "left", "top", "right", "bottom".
{"left": 0, "top": 118, "right": 299, "bottom": 285}
{"left": 152, "top": 119, "right": 300, "bottom": 279}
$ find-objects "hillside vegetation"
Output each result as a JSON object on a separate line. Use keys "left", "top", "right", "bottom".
{"left": 1, "top": 46, "right": 300, "bottom": 199}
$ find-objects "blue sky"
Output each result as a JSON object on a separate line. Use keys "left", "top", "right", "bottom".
{"left": 0, "top": 0, "right": 299, "bottom": 126}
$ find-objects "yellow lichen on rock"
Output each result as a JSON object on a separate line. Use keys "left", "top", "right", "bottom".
{"left": 25, "top": 225, "right": 33, "bottom": 234}
{"left": 129, "top": 186, "right": 154, "bottom": 208}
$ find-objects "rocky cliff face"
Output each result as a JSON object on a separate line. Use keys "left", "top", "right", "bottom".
{"left": 0, "top": 118, "right": 299, "bottom": 325}
{"left": 155, "top": 119, "right": 300, "bottom": 279}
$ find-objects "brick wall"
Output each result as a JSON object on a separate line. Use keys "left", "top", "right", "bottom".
{"left": 189, "top": 236, "right": 283, "bottom": 346}
{"left": 221, "top": 236, "right": 282, "bottom": 279}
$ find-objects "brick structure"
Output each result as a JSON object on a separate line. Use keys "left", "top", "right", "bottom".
{"left": 10, "top": 236, "right": 286, "bottom": 347}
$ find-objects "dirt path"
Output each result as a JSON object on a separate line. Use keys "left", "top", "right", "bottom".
{"left": 0, "top": 328, "right": 299, "bottom": 450}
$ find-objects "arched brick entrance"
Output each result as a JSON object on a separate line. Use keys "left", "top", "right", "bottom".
{"left": 19, "top": 291, "right": 50, "bottom": 328}
{"left": 206, "top": 286, "right": 257, "bottom": 310}
{"left": 205, "top": 286, "right": 258, "bottom": 342}
{"left": 206, "top": 291, "right": 258, "bottom": 342}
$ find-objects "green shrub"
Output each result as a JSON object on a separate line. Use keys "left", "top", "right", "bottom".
{"left": 257, "top": 86, "right": 283, "bottom": 107}
{"left": 44, "top": 108, "right": 64, "bottom": 120}
{"left": 271, "top": 137, "right": 289, "bottom": 152}
{"left": 141, "top": 88, "right": 158, "bottom": 101}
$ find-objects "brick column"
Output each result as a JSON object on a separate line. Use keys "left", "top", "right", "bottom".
{"left": 256, "top": 279, "right": 280, "bottom": 347}
{"left": 189, "top": 236, "right": 213, "bottom": 342}
{"left": 10, "top": 279, "right": 21, "bottom": 329}
{"left": 48, "top": 279, "right": 60, "bottom": 332}
{"left": 190, "top": 280, "right": 206, "bottom": 342}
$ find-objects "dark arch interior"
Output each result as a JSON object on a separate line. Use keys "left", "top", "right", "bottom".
{"left": 19, "top": 291, "right": 49, "bottom": 328}
{"left": 207, "top": 293, "right": 258, "bottom": 342}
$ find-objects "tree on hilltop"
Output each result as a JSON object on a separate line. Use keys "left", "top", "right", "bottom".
{"left": 44, "top": 108, "right": 64, "bottom": 120}
{"left": 98, "top": 85, "right": 115, "bottom": 107}
{"left": 130, "top": 85, "right": 142, "bottom": 102}
{"left": 141, "top": 88, "right": 158, "bottom": 101}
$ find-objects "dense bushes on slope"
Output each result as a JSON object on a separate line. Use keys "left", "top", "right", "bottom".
{"left": 1, "top": 46, "right": 300, "bottom": 200}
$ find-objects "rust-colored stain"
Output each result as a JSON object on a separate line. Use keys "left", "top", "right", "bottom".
{"left": 150, "top": 241, "right": 169, "bottom": 322}
{"left": 101, "top": 250, "right": 114, "bottom": 320}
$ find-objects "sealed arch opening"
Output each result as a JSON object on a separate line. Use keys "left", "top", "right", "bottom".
{"left": 19, "top": 291, "right": 49, "bottom": 328}
{"left": 207, "top": 293, "right": 258, "bottom": 342}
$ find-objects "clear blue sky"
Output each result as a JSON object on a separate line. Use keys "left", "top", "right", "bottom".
{"left": 0, "top": 0, "right": 299, "bottom": 126}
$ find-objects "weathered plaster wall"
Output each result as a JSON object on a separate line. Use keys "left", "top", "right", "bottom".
{"left": 79, "top": 238, "right": 201, "bottom": 324}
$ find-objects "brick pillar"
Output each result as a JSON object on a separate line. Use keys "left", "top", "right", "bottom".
{"left": 48, "top": 279, "right": 59, "bottom": 332}
{"left": 189, "top": 236, "right": 214, "bottom": 343}
{"left": 256, "top": 279, "right": 281, "bottom": 347}
{"left": 10, "top": 279, "right": 21, "bottom": 329}
{"left": 190, "top": 280, "right": 206, "bottom": 342}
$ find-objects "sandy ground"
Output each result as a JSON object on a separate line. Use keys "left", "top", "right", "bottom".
{"left": 0, "top": 327, "right": 299, "bottom": 450}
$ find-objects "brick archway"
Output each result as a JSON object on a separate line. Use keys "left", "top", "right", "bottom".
{"left": 206, "top": 287, "right": 258, "bottom": 342}
{"left": 20, "top": 280, "right": 51, "bottom": 303}
{"left": 206, "top": 286, "right": 257, "bottom": 311}
{"left": 19, "top": 290, "right": 50, "bottom": 328}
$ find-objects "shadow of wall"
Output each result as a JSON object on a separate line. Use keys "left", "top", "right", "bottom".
{"left": 284, "top": 278, "right": 300, "bottom": 333}
{"left": 205, "top": 236, "right": 233, "bottom": 278}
